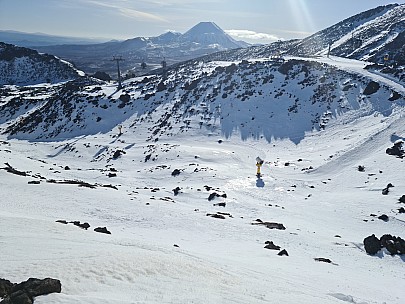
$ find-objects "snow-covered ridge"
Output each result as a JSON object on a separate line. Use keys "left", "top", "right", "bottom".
{"left": 288, "top": 4, "right": 405, "bottom": 65}
{"left": 0, "top": 42, "right": 82, "bottom": 86}
{"left": 1, "top": 56, "right": 403, "bottom": 142}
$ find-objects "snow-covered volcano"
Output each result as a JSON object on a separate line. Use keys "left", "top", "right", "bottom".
{"left": 181, "top": 22, "right": 248, "bottom": 49}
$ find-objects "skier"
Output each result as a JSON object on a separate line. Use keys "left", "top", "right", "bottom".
{"left": 256, "top": 157, "right": 264, "bottom": 177}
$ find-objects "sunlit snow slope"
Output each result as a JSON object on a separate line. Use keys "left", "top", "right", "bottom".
{"left": 0, "top": 54, "right": 404, "bottom": 304}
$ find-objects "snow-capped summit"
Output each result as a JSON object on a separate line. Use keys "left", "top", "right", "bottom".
{"left": 181, "top": 22, "right": 248, "bottom": 48}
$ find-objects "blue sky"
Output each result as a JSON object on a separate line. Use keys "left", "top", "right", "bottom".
{"left": 0, "top": 0, "right": 403, "bottom": 43}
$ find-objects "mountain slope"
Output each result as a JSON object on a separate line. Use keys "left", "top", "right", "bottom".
{"left": 1, "top": 56, "right": 403, "bottom": 143}
{"left": 0, "top": 30, "right": 108, "bottom": 47}
{"left": 0, "top": 42, "right": 83, "bottom": 86}
{"left": 31, "top": 22, "right": 248, "bottom": 75}
{"left": 181, "top": 22, "right": 248, "bottom": 48}
{"left": 288, "top": 4, "right": 404, "bottom": 64}
{"left": 0, "top": 57, "right": 404, "bottom": 303}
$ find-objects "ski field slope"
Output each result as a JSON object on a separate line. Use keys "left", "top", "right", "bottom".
{"left": 0, "top": 54, "right": 404, "bottom": 303}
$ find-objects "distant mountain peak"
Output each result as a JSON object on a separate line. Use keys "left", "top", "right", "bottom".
{"left": 156, "top": 31, "right": 181, "bottom": 42}
{"left": 181, "top": 21, "right": 247, "bottom": 49}
{"left": 184, "top": 22, "right": 225, "bottom": 36}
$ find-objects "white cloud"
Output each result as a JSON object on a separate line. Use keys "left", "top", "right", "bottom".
{"left": 225, "top": 29, "right": 281, "bottom": 43}
{"left": 85, "top": 0, "right": 168, "bottom": 22}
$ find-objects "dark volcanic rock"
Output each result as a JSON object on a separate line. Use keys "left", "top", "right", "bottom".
{"left": 208, "top": 192, "right": 219, "bottom": 201}
{"left": 0, "top": 279, "right": 13, "bottom": 298}
{"left": 112, "top": 150, "right": 126, "bottom": 159}
{"left": 173, "top": 186, "right": 181, "bottom": 196}
{"left": 363, "top": 234, "right": 381, "bottom": 255}
{"left": 278, "top": 249, "right": 289, "bottom": 256}
{"left": 11, "top": 278, "right": 61, "bottom": 298}
{"left": 386, "top": 141, "right": 404, "bottom": 158}
{"left": 206, "top": 213, "right": 226, "bottom": 219}
{"left": 363, "top": 81, "right": 380, "bottom": 95}
{"left": 94, "top": 227, "right": 111, "bottom": 234}
{"left": 171, "top": 169, "right": 181, "bottom": 176}
{"left": 1, "top": 278, "right": 61, "bottom": 304}
{"left": 72, "top": 221, "right": 90, "bottom": 230}
{"left": 380, "top": 234, "right": 405, "bottom": 255}
{"left": 2, "top": 289, "right": 33, "bottom": 304}
{"left": 252, "top": 219, "right": 286, "bottom": 230}
{"left": 378, "top": 214, "right": 389, "bottom": 222}
{"left": 314, "top": 257, "right": 332, "bottom": 263}
{"left": 264, "top": 241, "right": 281, "bottom": 250}
{"left": 382, "top": 183, "right": 394, "bottom": 195}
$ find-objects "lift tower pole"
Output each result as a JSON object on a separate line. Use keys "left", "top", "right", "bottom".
{"left": 112, "top": 56, "right": 124, "bottom": 89}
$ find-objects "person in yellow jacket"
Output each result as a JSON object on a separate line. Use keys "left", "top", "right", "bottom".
{"left": 256, "top": 157, "right": 264, "bottom": 177}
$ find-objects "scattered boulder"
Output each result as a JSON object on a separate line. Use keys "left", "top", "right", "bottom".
{"left": 278, "top": 249, "right": 289, "bottom": 256}
{"left": 363, "top": 81, "right": 380, "bottom": 95}
{"left": 398, "top": 207, "right": 405, "bottom": 213}
{"left": 399, "top": 195, "right": 405, "bottom": 204}
{"left": 208, "top": 192, "right": 218, "bottom": 201}
{"left": 380, "top": 234, "right": 405, "bottom": 255}
{"left": 172, "top": 186, "right": 181, "bottom": 196}
{"left": 252, "top": 219, "right": 286, "bottom": 230}
{"left": 378, "top": 214, "right": 389, "bottom": 222}
{"left": 382, "top": 183, "right": 394, "bottom": 195}
{"left": 206, "top": 212, "right": 233, "bottom": 219}
{"left": 0, "top": 278, "right": 61, "bottom": 304}
{"left": 314, "top": 257, "right": 332, "bottom": 263}
{"left": 363, "top": 234, "right": 381, "bottom": 255}
{"left": 119, "top": 94, "right": 130, "bottom": 103}
{"left": 206, "top": 213, "right": 226, "bottom": 219}
{"left": 27, "top": 180, "right": 40, "bottom": 185}
{"left": 72, "top": 221, "right": 90, "bottom": 230}
{"left": 112, "top": 150, "right": 126, "bottom": 159}
{"left": 357, "top": 165, "right": 365, "bottom": 172}
{"left": 213, "top": 202, "right": 226, "bottom": 207}
{"left": 171, "top": 169, "right": 181, "bottom": 176}
{"left": 363, "top": 234, "right": 405, "bottom": 256}
{"left": 386, "top": 140, "right": 404, "bottom": 158}
{"left": 264, "top": 241, "right": 281, "bottom": 250}
{"left": 94, "top": 227, "right": 111, "bottom": 234}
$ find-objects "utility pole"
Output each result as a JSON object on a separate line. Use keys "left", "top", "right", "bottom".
{"left": 327, "top": 41, "right": 332, "bottom": 58}
{"left": 112, "top": 56, "right": 124, "bottom": 89}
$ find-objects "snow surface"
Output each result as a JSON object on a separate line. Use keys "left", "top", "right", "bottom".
{"left": 0, "top": 54, "right": 404, "bottom": 304}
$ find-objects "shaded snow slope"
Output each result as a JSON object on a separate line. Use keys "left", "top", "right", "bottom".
{"left": 0, "top": 42, "right": 83, "bottom": 86}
